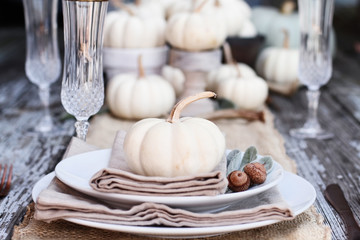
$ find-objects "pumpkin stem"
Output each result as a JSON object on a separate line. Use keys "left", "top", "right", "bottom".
{"left": 280, "top": 0, "right": 295, "bottom": 15}
{"left": 138, "top": 55, "right": 146, "bottom": 78}
{"left": 167, "top": 91, "right": 216, "bottom": 123}
{"left": 194, "top": 0, "right": 208, "bottom": 13}
{"left": 282, "top": 29, "right": 289, "bottom": 49}
{"left": 168, "top": 50, "right": 174, "bottom": 66}
{"left": 223, "top": 42, "right": 235, "bottom": 65}
{"left": 215, "top": 0, "right": 221, "bottom": 7}
{"left": 234, "top": 63, "right": 242, "bottom": 78}
{"left": 111, "top": 0, "right": 135, "bottom": 16}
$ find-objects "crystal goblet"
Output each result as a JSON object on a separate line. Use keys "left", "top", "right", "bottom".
{"left": 290, "top": 0, "right": 335, "bottom": 140}
{"left": 61, "top": 0, "right": 108, "bottom": 141}
{"left": 23, "top": 0, "right": 61, "bottom": 133}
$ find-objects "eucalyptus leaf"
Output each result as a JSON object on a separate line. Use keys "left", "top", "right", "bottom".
{"left": 239, "top": 146, "right": 257, "bottom": 170}
{"left": 258, "top": 156, "right": 274, "bottom": 173}
{"left": 226, "top": 150, "right": 243, "bottom": 176}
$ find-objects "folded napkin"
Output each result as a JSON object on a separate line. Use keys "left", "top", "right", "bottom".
{"left": 89, "top": 131, "right": 228, "bottom": 196}
{"left": 34, "top": 135, "right": 294, "bottom": 227}
{"left": 35, "top": 176, "right": 294, "bottom": 227}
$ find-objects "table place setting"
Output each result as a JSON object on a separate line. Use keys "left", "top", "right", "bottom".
{"left": 25, "top": 92, "right": 320, "bottom": 239}
{"left": 29, "top": 127, "right": 316, "bottom": 238}
{"left": 4, "top": 0, "right": 351, "bottom": 238}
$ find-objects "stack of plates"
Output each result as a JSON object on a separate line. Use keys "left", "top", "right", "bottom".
{"left": 32, "top": 149, "right": 316, "bottom": 238}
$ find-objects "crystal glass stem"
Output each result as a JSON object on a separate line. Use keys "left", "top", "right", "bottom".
{"left": 290, "top": 0, "right": 334, "bottom": 140}
{"left": 61, "top": 0, "right": 108, "bottom": 141}
{"left": 23, "top": 0, "right": 61, "bottom": 133}
{"left": 305, "top": 90, "right": 321, "bottom": 130}
{"left": 37, "top": 86, "right": 53, "bottom": 132}
{"left": 74, "top": 120, "right": 90, "bottom": 141}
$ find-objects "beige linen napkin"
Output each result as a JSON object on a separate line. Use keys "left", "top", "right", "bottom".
{"left": 89, "top": 131, "right": 228, "bottom": 196}
{"left": 35, "top": 177, "right": 294, "bottom": 227}
{"left": 34, "top": 134, "right": 294, "bottom": 227}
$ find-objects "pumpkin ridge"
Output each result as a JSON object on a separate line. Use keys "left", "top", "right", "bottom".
{"left": 129, "top": 76, "right": 139, "bottom": 118}
{"left": 183, "top": 14, "right": 193, "bottom": 50}
{"left": 139, "top": 121, "right": 170, "bottom": 176}
{"left": 188, "top": 119, "right": 221, "bottom": 173}
{"left": 123, "top": 16, "right": 132, "bottom": 48}
{"left": 137, "top": 55, "right": 146, "bottom": 79}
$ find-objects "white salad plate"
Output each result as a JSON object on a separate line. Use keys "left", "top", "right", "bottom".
{"left": 32, "top": 171, "right": 316, "bottom": 238}
{"left": 54, "top": 149, "right": 284, "bottom": 212}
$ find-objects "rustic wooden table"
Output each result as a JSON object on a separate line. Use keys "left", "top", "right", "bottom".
{"left": 1, "top": 28, "right": 360, "bottom": 240}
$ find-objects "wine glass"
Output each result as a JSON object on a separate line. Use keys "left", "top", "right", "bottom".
{"left": 23, "top": 0, "right": 61, "bottom": 132}
{"left": 290, "top": 0, "right": 334, "bottom": 140}
{"left": 61, "top": 0, "right": 108, "bottom": 141}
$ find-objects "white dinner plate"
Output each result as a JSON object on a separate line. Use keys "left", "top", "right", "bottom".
{"left": 54, "top": 149, "right": 284, "bottom": 212}
{"left": 32, "top": 171, "right": 316, "bottom": 239}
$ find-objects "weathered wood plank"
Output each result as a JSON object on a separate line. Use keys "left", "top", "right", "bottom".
{"left": 1, "top": 28, "right": 360, "bottom": 240}
{"left": 0, "top": 29, "right": 75, "bottom": 240}
{"left": 270, "top": 65, "right": 360, "bottom": 240}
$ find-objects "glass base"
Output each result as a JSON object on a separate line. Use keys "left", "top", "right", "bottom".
{"left": 290, "top": 127, "right": 334, "bottom": 140}
{"left": 35, "top": 115, "right": 53, "bottom": 133}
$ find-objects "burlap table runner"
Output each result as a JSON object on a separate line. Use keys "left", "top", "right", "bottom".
{"left": 13, "top": 109, "right": 331, "bottom": 240}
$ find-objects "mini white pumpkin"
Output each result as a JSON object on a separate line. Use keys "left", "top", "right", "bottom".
{"left": 107, "top": 56, "right": 175, "bottom": 119}
{"left": 165, "top": 1, "right": 227, "bottom": 51}
{"left": 217, "top": 76, "right": 268, "bottom": 111}
{"left": 211, "top": 0, "right": 252, "bottom": 37}
{"left": 161, "top": 65, "right": 185, "bottom": 97}
{"left": 237, "top": 18, "right": 257, "bottom": 38}
{"left": 166, "top": 0, "right": 207, "bottom": 19}
{"left": 126, "top": 0, "right": 166, "bottom": 19}
{"left": 207, "top": 64, "right": 256, "bottom": 92}
{"left": 255, "top": 30, "right": 299, "bottom": 87}
{"left": 123, "top": 91, "right": 226, "bottom": 177}
{"left": 103, "top": 6, "right": 166, "bottom": 48}
{"left": 206, "top": 43, "right": 256, "bottom": 92}
{"left": 145, "top": 0, "right": 177, "bottom": 17}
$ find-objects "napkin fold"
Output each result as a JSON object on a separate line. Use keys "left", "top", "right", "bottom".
{"left": 34, "top": 134, "right": 294, "bottom": 227}
{"left": 35, "top": 177, "right": 294, "bottom": 227}
{"left": 89, "top": 131, "right": 228, "bottom": 196}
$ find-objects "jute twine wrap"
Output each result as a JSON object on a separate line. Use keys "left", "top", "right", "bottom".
{"left": 13, "top": 109, "right": 331, "bottom": 240}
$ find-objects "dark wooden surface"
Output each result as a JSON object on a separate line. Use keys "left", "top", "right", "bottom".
{"left": 1, "top": 28, "right": 360, "bottom": 240}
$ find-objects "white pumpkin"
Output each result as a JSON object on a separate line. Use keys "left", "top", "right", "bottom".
{"left": 146, "top": 0, "right": 177, "bottom": 17}
{"left": 107, "top": 56, "right": 175, "bottom": 119}
{"left": 217, "top": 76, "right": 268, "bottom": 111}
{"left": 166, "top": 0, "right": 251, "bottom": 37}
{"left": 255, "top": 30, "right": 299, "bottom": 86}
{"left": 165, "top": 2, "right": 227, "bottom": 51}
{"left": 206, "top": 43, "right": 256, "bottom": 91}
{"left": 123, "top": 92, "right": 226, "bottom": 177}
{"left": 166, "top": 0, "right": 207, "bottom": 19}
{"left": 103, "top": 9, "right": 166, "bottom": 48}
{"left": 126, "top": 0, "right": 166, "bottom": 19}
{"left": 161, "top": 65, "right": 185, "bottom": 97}
{"left": 237, "top": 19, "right": 257, "bottom": 38}
{"left": 207, "top": 63, "right": 256, "bottom": 92}
{"left": 211, "top": 0, "right": 251, "bottom": 37}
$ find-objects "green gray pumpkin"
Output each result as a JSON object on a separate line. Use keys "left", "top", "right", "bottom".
{"left": 251, "top": 1, "right": 336, "bottom": 55}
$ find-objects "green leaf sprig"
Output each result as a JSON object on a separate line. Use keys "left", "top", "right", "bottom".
{"left": 226, "top": 146, "right": 274, "bottom": 175}
{"left": 226, "top": 146, "right": 274, "bottom": 193}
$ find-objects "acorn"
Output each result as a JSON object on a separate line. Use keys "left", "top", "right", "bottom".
{"left": 227, "top": 170, "right": 251, "bottom": 192}
{"left": 244, "top": 162, "right": 267, "bottom": 184}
